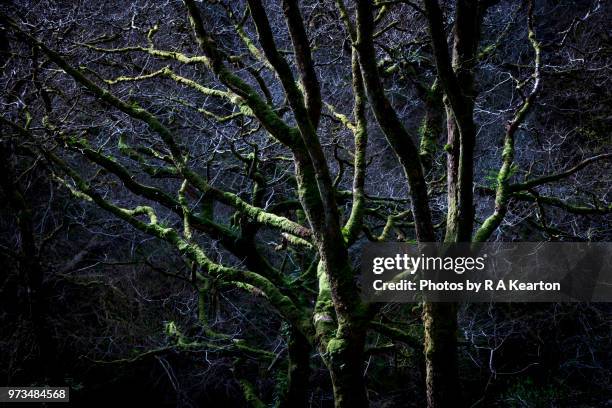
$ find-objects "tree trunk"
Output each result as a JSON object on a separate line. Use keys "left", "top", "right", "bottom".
{"left": 280, "top": 328, "right": 311, "bottom": 408}
{"left": 421, "top": 1, "right": 485, "bottom": 405}
{"left": 326, "top": 330, "right": 368, "bottom": 408}
{"left": 423, "top": 302, "right": 459, "bottom": 408}
{"left": 419, "top": 81, "right": 444, "bottom": 170}
{"left": 0, "top": 141, "right": 53, "bottom": 383}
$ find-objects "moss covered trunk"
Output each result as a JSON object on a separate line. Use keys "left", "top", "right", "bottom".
{"left": 422, "top": 1, "right": 485, "bottom": 406}
{"left": 326, "top": 329, "right": 368, "bottom": 408}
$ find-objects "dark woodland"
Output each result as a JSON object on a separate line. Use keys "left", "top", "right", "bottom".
{"left": 0, "top": 0, "right": 610, "bottom": 407}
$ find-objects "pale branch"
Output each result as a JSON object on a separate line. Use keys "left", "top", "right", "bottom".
{"left": 104, "top": 67, "right": 168, "bottom": 85}
{"left": 525, "top": 218, "right": 588, "bottom": 241}
{"left": 178, "top": 179, "right": 193, "bottom": 240}
{"left": 100, "top": 47, "right": 243, "bottom": 129}
{"left": 474, "top": 0, "right": 542, "bottom": 243}
{"left": 475, "top": 185, "right": 610, "bottom": 216}
{"left": 281, "top": 232, "right": 315, "bottom": 250}
{"left": 165, "top": 96, "right": 247, "bottom": 123}
{"left": 369, "top": 321, "right": 421, "bottom": 350}
{"left": 511, "top": 192, "right": 612, "bottom": 215}
{"left": 374, "top": 0, "right": 425, "bottom": 15}
{"left": 117, "top": 134, "right": 179, "bottom": 178}
{"left": 477, "top": 3, "right": 523, "bottom": 62}
{"left": 325, "top": 103, "right": 357, "bottom": 133}
{"left": 86, "top": 335, "right": 276, "bottom": 366}
{"left": 81, "top": 42, "right": 210, "bottom": 66}
{"left": 223, "top": 5, "right": 275, "bottom": 72}
{"left": 510, "top": 153, "right": 612, "bottom": 192}
{"left": 104, "top": 66, "right": 232, "bottom": 100}
{"left": 342, "top": 49, "right": 369, "bottom": 245}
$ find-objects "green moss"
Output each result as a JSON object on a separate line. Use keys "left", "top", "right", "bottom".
{"left": 238, "top": 379, "right": 266, "bottom": 408}
{"left": 478, "top": 44, "right": 496, "bottom": 60}
{"left": 165, "top": 321, "right": 178, "bottom": 337}
{"left": 326, "top": 338, "right": 345, "bottom": 355}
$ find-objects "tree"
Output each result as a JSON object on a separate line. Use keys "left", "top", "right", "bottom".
{"left": 1, "top": 0, "right": 610, "bottom": 407}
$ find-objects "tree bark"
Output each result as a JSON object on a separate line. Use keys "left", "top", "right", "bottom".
{"left": 0, "top": 141, "right": 53, "bottom": 383}
{"left": 326, "top": 326, "right": 368, "bottom": 408}
{"left": 422, "top": 1, "right": 486, "bottom": 406}
{"left": 355, "top": 0, "right": 435, "bottom": 243}
{"left": 280, "top": 328, "right": 312, "bottom": 408}
{"left": 423, "top": 302, "right": 459, "bottom": 408}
